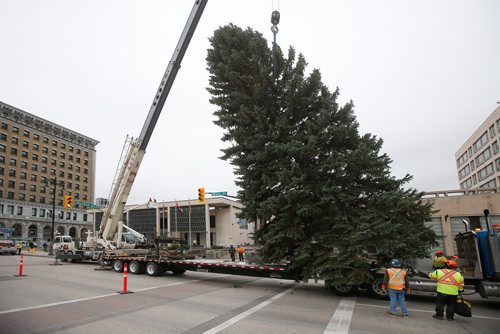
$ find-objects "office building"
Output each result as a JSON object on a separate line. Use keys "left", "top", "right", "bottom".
{"left": 455, "top": 106, "right": 500, "bottom": 190}
{"left": 0, "top": 101, "right": 99, "bottom": 242}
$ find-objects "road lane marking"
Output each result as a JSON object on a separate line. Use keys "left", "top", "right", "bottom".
{"left": 356, "top": 302, "right": 500, "bottom": 321}
{"left": 0, "top": 279, "right": 201, "bottom": 315}
{"left": 200, "top": 285, "right": 295, "bottom": 334}
{"left": 324, "top": 297, "right": 356, "bottom": 334}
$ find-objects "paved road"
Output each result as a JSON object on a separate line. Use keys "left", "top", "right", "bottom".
{"left": 1, "top": 254, "right": 498, "bottom": 334}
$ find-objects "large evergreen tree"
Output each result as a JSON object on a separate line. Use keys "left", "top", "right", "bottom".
{"left": 206, "top": 24, "right": 437, "bottom": 286}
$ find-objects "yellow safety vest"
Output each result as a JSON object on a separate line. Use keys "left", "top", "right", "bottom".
{"left": 387, "top": 268, "right": 406, "bottom": 290}
{"left": 430, "top": 269, "right": 464, "bottom": 295}
{"left": 432, "top": 256, "right": 446, "bottom": 268}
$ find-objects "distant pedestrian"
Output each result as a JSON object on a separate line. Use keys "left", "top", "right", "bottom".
{"left": 432, "top": 250, "right": 446, "bottom": 270}
{"left": 16, "top": 242, "right": 22, "bottom": 254}
{"left": 429, "top": 260, "right": 464, "bottom": 321}
{"left": 236, "top": 245, "right": 245, "bottom": 262}
{"left": 229, "top": 245, "right": 236, "bottom": 262}
{"left": 382, "top": 259, "right": 410, "bottom": 317}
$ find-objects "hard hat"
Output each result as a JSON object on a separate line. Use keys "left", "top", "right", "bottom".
{"left": 446, "top": 260, "right": 457, "bottom": 268}
{"left": 436, "top": 250, "right": 444, "bottom": 255}
{"left": 390, "top": 259, "right": 401, "bottom": 267}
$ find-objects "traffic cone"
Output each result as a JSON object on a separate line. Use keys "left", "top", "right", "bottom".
{"left": 117, "top": 262, "right": 133, "bottom": 294}
{"left": 14, "top": 255, "right": 27, "bottom": 277}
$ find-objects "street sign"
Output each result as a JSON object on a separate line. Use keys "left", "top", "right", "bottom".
{"left": 211, "top": 192, "right": 227, "bottom": 196}
{"left": 75, "top": 200, "right": 99, "bottom": 209}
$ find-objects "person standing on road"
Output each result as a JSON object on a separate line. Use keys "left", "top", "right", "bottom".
{"left": 236, "top": 245, "right": 245, "bottom": 262}
{"left": 432, "top": 250, "right": 447, "bottom": 270}
{"left": 16, "top": 242, "right": 22, "bottom": 254}
{"left": 429, "top": 260, "right": 464, "bottom": 321}
{"left": 382, "top": 259, "right": 410, "bottom": 317}
{"left": 229, "top": 245, "right": 236, "bottom": 262}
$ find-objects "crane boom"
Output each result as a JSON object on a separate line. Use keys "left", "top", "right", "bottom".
{"left": 97, "top": 0, "right": 207, "bottom": 249}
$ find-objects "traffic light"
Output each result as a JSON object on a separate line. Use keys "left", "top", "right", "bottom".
{"left": 198, "top": 187, "right": 205, "bottom": 202}
{"left": 64, "top": 195, "right": 73, "bottom": 208}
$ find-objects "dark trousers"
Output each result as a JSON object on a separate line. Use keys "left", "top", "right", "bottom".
{"left": 238, "top": 253, "right": 244, "bottom": 261}
{"left": 230, "top": 253, "right": 235, "bottom": 261}
{"left": 435, "top": 292, "right": 457, "bottom": 319}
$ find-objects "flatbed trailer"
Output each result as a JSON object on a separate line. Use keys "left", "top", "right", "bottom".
{"left": 102, "top": 254, "right": 301, "bottom": 281}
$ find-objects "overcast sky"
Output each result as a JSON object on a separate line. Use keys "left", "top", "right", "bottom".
{"left": 1, "top": 0, "right": 499, "bottom": 205}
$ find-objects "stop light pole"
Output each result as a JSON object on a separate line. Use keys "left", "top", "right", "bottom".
{"left": 46, "top": 177, "right": 64, "bottom": 256}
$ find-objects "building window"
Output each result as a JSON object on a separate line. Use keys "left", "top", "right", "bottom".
{"left": 41, "top": 166, "right": 47, "bottom": 173}
{"left": 22, "top": 140, "right": 29, "bottom": 148}
{"left": 52, "top": 140, "right": 57, "bottom": 147}
{"left": 39, "top": 196, "right": 45, "bottom": 204}
{"left": 0, "top": 156, "right": 4, "bottom": 163}
{"left": 0, "top": 144, "right": 5, "bottom": 152}
{"left": 59, "top": 171, "right": 64, "bottom": 177}
{"left": 31, "top": 174, "right": 37, "bottom": 181}
{"left": 39, "top": 208, "right": 46, "bottom": 217}
{"left": 77, "top": 149, "right": 81, "bottom": 154}
{"left": 84, "top": 159, "right": 88, "bottom": 166}
{"left": 1, "top": 122, "right": 7, "bottom": 129}
{"left": 7, "top": 205, "right": 14, "bottom": 214}
{"left": 32, "top": 154, "right": 38, "bottom": 161}
{"left": 30, "top": 184, "right": 36, "bottom": 192}
{"left": 20, "top": 172, "right": 27, "bottom": 179}
{"left": 8, "top": 191, "right": 14, "bottom": 199}
{"left": 40, "top": 186, "right": 46, "bottom": 193}
{"left": 17, "top": 206, "right": 23, "bottom": 215}
{"left": 20, "top": 182, "right": 26, "bottom": 190}
{"left": 19, "top": 193, "right": 25, "bottom": 201}
{"left": 83, "top": 214, "right": 87, "bottom": 222}
{"left": 69, "top": 146, "right": 73, "bottom": 152}
{"left": 31, "top": 208, "right": 37, "bottom": 216}
{"left": 42, "top": 146, "right": 48, "bottom": 154}
{"left": 60, "top": 161, "right": 65, "bottom": 168}
{"left": 8, "top": 180, "right": 15, "bottom": 188}
{"left": 66, "top": 212, "right": 71, "bottom": 220}
{"left": 83, "top": 168, "right": 88, "bottom": 175}
{"left": 11, "top": 147, "right": 17, "bottom": 155}
{"left": 84, "top": 151, "right": 89, "bottom": 157}
{"left": 31, "top": 163, "right": 38, "bottom": 171}
{"left": 60, "top": 152, "right": 65, "bottom": 159}
{"left": 460, "top": 177, "right": 473, "bottom": 189}
{"left": 9, "top": 158, "right": 16, "bottom": 166}
{"left": 22, "top": 151, "right": 28, "bottom": 158}
{"left": 43, "top": 137, "right": 49, "bottom": 143}
{"left": 42, "top": 156, "right": 48, "bottom": 164}
{"left": 72, "top": 212, "right": 77, "bottom": 220}
{"left": 23, "top": 130, "right": 30, "bottom": 137}
{"left": 29, "top": 195, "right": 35, "bottom": 202}
{"left": 0, "top": 133, "right": 7, "bottom": 141}
{"left": 33, "top": 143, "right": 39, "bottom": 151}
{"left": 51, "top": 150, "right": 57, "bottom": 157}
{"left": 477, "top": 162, "right": 494, "bottom": 181}
{"left": 473, "top": 131, "right": 489, "bottom": 153}
{"left": 34, "top": 133, "right": 39, "bottom": 140}
{"left": 12, "top": 137, "right": 18, "bottom": 145}
{"left": 9, "top": 169, "right": 16, "bottom": 176}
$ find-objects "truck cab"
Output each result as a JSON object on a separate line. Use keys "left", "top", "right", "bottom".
{"left": 53, "top": 235, "right": 75, "bottom": 254}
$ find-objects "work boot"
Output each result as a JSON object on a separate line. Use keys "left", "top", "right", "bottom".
{"left": 433, "top": 315, "right": 444, "bottom": 320}
{"left": 446, "top": 318, "right": 454, "bottom": 321}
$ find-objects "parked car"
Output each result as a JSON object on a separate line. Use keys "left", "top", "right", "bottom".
{"left": 0, "top": 240, "right": 17, "bottom": 255}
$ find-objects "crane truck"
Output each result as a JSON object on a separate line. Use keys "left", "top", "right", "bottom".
{"left": 54, "top": 0, "right": 208, "bottom": 263}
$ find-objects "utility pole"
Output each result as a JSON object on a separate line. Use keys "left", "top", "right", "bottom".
{"left": 46, "top": 177, "right": 64, "bottom": 256}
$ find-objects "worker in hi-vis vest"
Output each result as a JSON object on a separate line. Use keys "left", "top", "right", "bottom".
{"left": 429, "top": 260, "right": 464, "bottom": 321}
{"left": 382, "top": 259, "right": 410, "bottom": 317}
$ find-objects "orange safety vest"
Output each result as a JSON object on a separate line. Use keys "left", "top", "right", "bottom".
{"left": 387, "top": 268, "right": 406, "bottom": 290}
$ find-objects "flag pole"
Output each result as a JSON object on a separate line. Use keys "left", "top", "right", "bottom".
{"left": 188, "top": 198, "right": 192, "bottom": 247}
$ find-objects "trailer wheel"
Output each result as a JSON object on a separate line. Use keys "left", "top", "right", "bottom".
{"left": 146, "top": 262, "right": 161, "bottom": 276}
{"left": 369, "top": 276, "right": 389, "bottom": 299}
{"left": 171, "top": 268, "right": 186, "bottom": 275}
{"left": 329, "top": 283, "right": 358, "bottom": 296}
{"left": 112, "top": 259, "right": 124, "bottom": 272}
{"left": 129, "top": 261, "right": 144, "bottom": 275}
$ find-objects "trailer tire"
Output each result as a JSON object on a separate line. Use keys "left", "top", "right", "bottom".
{"left": 369, "top": 276, "right": 389, "bottom": 299}
{"left": 112, "top": 259, "right": 124, "bottom": 272}
{"left": 129, "top": 261, "right": 144, "bottom": 275}
{"left": 66, "top": 251, "right": 74, "bottom": 263}
{"left": 329, "top": 283, "right": 358, "bottom": 296}
{"left": 146, "top": 262, "right": 161, "bottom": 276}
